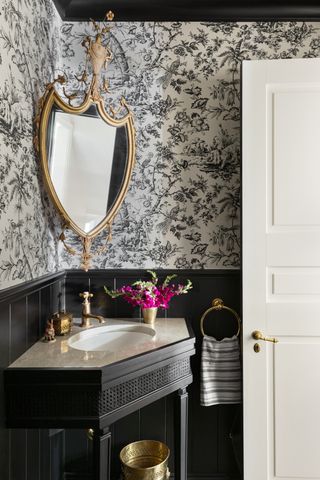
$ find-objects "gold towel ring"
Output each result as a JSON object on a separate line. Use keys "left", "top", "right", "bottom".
{"left": 200, "top": 298, "right": 241, "bottom": 337}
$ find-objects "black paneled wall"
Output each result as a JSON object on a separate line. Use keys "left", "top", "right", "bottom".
{"left": 65, "top": 269, "right": 242, "bottom": 480}
{"left": 0, "top": 272, "right": 65, "bottom": 480}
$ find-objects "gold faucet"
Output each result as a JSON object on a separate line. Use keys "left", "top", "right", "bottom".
{"left": 79, "top": 291, "right": 105, "bottom": 328}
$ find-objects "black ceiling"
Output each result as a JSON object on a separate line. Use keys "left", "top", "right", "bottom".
{"left": 52, "top": 0, "right": 320, "bottom": 22}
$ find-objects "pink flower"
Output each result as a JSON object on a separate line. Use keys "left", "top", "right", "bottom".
{"left": 104, "top": 271, "right": 192, "bottom": 309}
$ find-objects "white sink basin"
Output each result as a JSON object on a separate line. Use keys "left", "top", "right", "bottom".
{"left": 68, "top": 323, "right": 156, "bottom": 352}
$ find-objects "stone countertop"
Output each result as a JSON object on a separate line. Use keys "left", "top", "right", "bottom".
{"left": 9, "top": 317, "right": 190, "bottom": 369}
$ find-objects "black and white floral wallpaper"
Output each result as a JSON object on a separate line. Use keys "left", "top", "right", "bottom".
{"left": 0, "top": 0, "right": 62, "bottom": 289}
{"left": 58, "top": 21, "right": 320, "bottom": 270}
{"left": 1, "top": 5, "right": 320, "bottom": 287}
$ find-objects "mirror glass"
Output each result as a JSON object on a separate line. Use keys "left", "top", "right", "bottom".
{"left": 46, "top": 104, "right": 128, "bottom": 234}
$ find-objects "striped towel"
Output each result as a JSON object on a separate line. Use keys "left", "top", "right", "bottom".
{"left": 200, "top": 335, "right": 242, "bottom": 406}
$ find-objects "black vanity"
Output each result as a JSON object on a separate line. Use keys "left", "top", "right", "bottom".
{"left": 4, "top": 317, "right": 195, "bottom": 480}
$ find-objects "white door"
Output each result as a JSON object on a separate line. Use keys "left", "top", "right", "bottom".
{"left": 243, "top": 58, "right": 320, "bottom": 480}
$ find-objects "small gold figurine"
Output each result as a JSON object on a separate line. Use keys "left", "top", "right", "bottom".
{"left": 44, "top": 320, "right": 56, "bottom": 343}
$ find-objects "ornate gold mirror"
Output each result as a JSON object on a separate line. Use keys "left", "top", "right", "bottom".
{"left": 35, "top": 12, "right": 135, "bottom": 270}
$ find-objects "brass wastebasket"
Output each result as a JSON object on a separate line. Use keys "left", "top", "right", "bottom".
{"left": 120, "top": 440, "right": 170, "bottom": 480}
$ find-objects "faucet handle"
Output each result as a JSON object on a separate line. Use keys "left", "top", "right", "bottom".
{"left": 79, "top": 291, "right": 93, "bottom": 300}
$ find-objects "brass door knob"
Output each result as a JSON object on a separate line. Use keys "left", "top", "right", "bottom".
{"left": 252, "top": 330, "right": 279, "bottom": 343}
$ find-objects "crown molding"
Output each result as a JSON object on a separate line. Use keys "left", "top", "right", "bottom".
{"left": 52, "top": 0, "right": 320, "bottom": 22}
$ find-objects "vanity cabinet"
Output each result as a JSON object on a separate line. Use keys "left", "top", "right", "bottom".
{"left": 4, "top": 318, "right": 195, "bottom": 480}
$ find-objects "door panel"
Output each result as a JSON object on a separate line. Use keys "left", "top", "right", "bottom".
{"left": 274, "top": 342, "right": 320, "bottom": 478}
{"left": 272, "top": 90, "right": 320, "bottom": 227}
{"left": 243, "top": 58, "right": 320, "bottom": 480}
{"left": 270, "top": 268, "right": 320, "bottom": 295}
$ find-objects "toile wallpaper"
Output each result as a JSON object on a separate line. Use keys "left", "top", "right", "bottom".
{"left": 59, "top": 20, "right": 320, "bottom": 270}
{"left": 1, "top": 6, "right": 320, "bottom": 287}
{"left": 0, "top": 0, "right": 62, "bottom": 289}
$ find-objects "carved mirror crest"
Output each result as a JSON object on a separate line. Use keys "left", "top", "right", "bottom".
{"left": 35, "top": 12, "right": 135, "bottom": 270}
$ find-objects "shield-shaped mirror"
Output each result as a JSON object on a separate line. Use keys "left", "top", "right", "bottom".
{"left": 36, "top": 12, "right": 135, "bottom": 270}
{"left": 38, "top": 88, "right": 135, "bottom": 268}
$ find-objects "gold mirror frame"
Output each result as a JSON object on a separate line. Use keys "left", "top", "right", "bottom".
{"left": 35, "top": 12, "right": 136, "bottom": 270}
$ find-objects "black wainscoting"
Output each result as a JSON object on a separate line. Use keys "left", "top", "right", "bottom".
{"left": 0, "top": 271, "right": 65, "bottom": 480}
{"left": 64, "top": 269, "right": 242, "bottom": 480}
